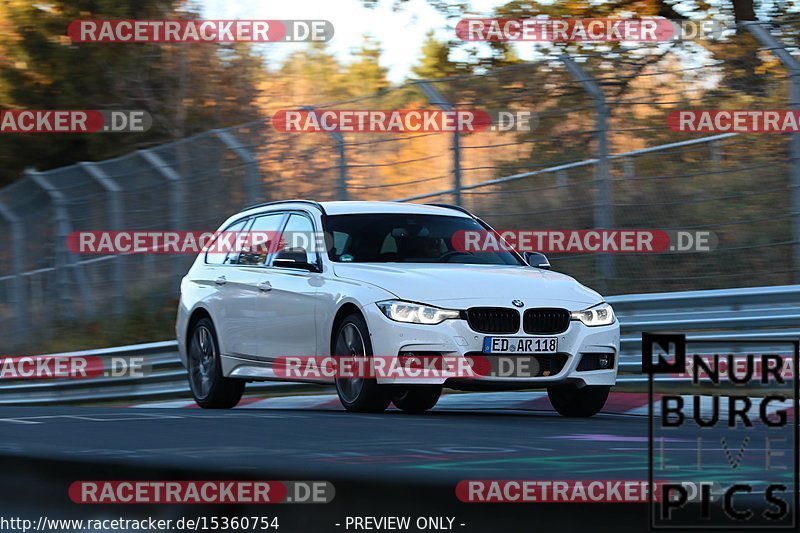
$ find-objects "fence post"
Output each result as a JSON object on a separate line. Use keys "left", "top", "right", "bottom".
{"left": 25, "top": 169, "right": 94, "bottom": 319}
{"left": 557, "top": 170, "right": 568, "bottom": 188}
{"left": 416, "top": 81, "right": 462, "bottom": 207}
{"left": 562, "top": 55, "right": 614, "bottom": 289}
{"left": 336, "top": 138, "right": 348, "bottom": 201}
{"left": 298, "top": 107, "right": 347, "bottom": 201}
{"left": 139, "top": 149, "right": 185, "bottom": 284}
{"left": 744, "top": 21, "right": 800, "bottom": 283}
{"left": 623, "top": 158, "right": 635, "bottom": 181}
{"left": 79, "top": 162, "right": 126, "bottom": 316}
{"left": 0, "top": 200, "right": 27, "bottom": 347}
{"left": 214, "top": 129, "right": 263, "bottom": 205}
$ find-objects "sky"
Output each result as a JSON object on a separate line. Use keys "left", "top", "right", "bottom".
{"left": 200, "top": 0, "right": 506, "bottom": 83}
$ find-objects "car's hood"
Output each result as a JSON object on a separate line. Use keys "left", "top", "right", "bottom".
{"left": 332, "top": 263, "right": 602, "bottom": 310}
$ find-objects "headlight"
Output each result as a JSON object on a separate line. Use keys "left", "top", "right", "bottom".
{"left": 377, "top": 301, "right": 460, "bottom": 325}
{"left": 571, "top": 303, "right": 615, "bottom": 327}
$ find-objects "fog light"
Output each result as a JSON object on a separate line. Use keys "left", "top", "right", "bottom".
{"left": 398, "top": 352, "right": 444, "bottom": 371}
{"left": 576, "top": 353, "right": 614, "bottom": 371}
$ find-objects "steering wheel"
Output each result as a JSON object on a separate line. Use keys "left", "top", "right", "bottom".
{"left": 439, "top": 250, "right": 474, "bottom": 262}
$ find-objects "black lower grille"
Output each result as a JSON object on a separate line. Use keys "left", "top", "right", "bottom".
{"left": 536, "top": 353, "right": 568, "bottom": 376}
{"left": 465, "top": 352, "right": 569, "bottom": 377}
{"left": 523, "top": 308, "right": 571, "bottom": 334}
{"left": 466, "top": 307, "right": 520, "bottom": 334}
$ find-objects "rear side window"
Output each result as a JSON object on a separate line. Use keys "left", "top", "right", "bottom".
{"left": 205, "top": 218, "right": 249, "bottom": 265}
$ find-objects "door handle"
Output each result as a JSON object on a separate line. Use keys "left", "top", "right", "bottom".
{"left": 257, "top": 281, "right": 272, "bottom": 292}
{"left": 215, "top": 276, "right": 227, "bottom": 285}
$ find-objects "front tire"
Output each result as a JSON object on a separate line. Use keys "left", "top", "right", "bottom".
{"left": 187, "top": 317, "right": 245, "bottom": 409}
{"left": 333, "top": 313, "right": 391, "bottom": 413}
{"left": 547, "top": 384, "right": 609, "bottom": 417}
{"left": 392, "top": 386, "right": 442, "bottom": 413}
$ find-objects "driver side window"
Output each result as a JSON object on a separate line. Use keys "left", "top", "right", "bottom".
{"left": 235, "top": 213, "right": 285, "bottom": 266}
{"left": 272, "top": 213, "right": 318, "bottom": 266}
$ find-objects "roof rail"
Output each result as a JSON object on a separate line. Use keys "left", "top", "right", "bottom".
{"left": 242, "top": 199, "right": 326, "bottom": 214}
{"left": 425, "top": 203, "right": 474, "bottom": 216}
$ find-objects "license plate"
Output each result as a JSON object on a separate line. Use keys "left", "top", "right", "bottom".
{"left": 483, "top": 336, "right": 558, "bottom": 354}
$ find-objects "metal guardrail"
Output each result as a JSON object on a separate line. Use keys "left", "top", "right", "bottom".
{"left": 1, "top": 284, "right": 798, "bottom": 405}
{"left": 608, "top": 284, "right": 800, "bottom": 374}
{"left": 0, "top": 341, "right": 309, "bottom": 405}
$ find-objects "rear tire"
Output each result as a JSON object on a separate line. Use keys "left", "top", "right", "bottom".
{"left": 392, "top": 386, "right": 442, "bottom": 413}
{"left": 187, "top": 317, "right": 245, "bottom": 409}
{"left": 547, "top": 384, "right": 609, "bottom": 417}
{"left": 333, "top": 313, "right": 391, "bottom": 413}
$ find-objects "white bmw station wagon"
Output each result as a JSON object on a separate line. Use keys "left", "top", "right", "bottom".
{"left": 176, "top": 201, "right": 620, "bottom": 415}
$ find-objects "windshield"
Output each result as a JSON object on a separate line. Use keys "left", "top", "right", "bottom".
{"left": 324, "top": 213, "right": 523, "bottom": 265}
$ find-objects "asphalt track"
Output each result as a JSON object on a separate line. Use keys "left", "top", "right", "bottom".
{"left": 0, "top": 395, "right": 796, "bottom": 532}
{"left": 0, "top": 404, "right": 653, "bottom": 482}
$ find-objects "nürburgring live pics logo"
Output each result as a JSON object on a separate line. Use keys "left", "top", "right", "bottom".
{"left": 644, "top": 332, "right": 798, "bottom": 529}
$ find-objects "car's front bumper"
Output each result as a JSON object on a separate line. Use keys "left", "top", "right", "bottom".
{"left": 362, "top": 303, "right": 620, "bottom": 389}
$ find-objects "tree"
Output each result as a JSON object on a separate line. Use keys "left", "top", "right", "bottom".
{"left": 345, "top": 35, "right": 389, "bottom": 97}
{"left": 265, "top": 41, "right": 348, "bottom": 107}
{"left": 0, "top": 0, "right": 264, "bottom": 185}
{"left": 412, "top": 31, "right": 462, "bottom": 79}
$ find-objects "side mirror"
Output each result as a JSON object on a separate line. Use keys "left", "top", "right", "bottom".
{"left": 523, "top": 251, "right": 551, "bottom": 270}
{"left": 273, "top": 247, "right": 319, "bottom": 272}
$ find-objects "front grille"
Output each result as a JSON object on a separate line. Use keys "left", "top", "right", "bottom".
{"left": 466, "top": 307, "right": 520, "bottom": 334}
{"left": 465, "top": 352, "right": 569, "bottom": 377}
{"left": 523, "top": 308, "right": 571, "bottom": 334}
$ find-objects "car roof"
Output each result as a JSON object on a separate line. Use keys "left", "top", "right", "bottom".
{"left": 241, "top": 200, "right": 473, "bottom": 218}
{"left": 321, "top": 201, "right": 471, "bottom": 217}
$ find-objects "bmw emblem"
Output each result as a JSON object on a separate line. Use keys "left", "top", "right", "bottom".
{"left": 512, "top": 300, "right": 524, "bottom": 308}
